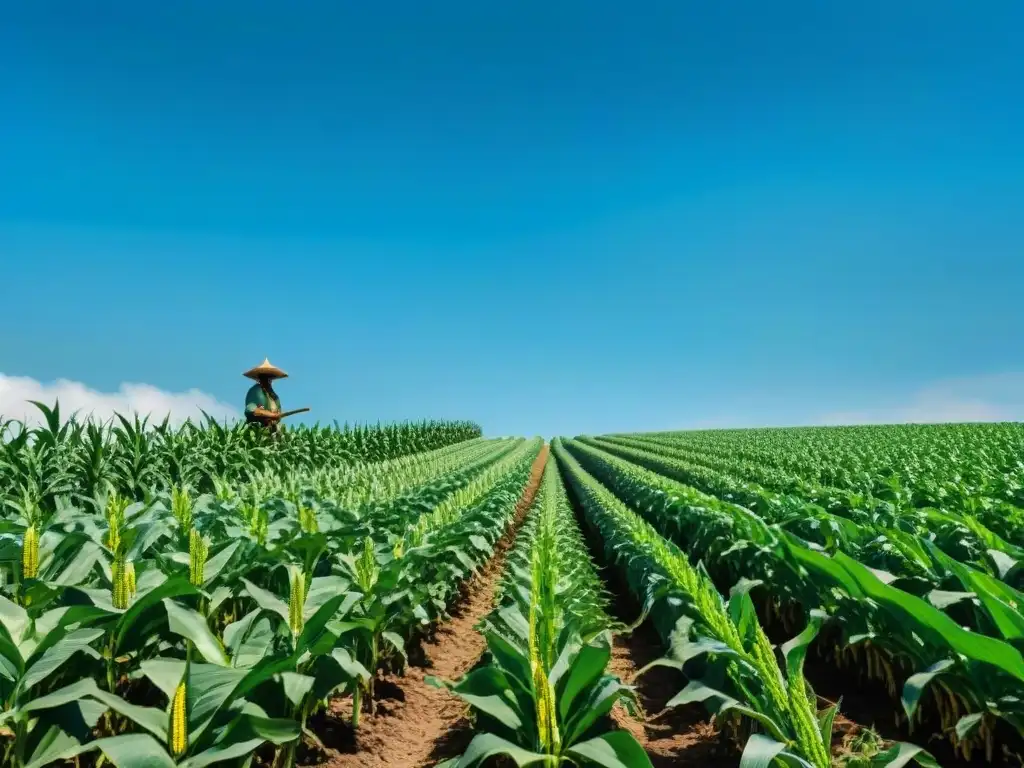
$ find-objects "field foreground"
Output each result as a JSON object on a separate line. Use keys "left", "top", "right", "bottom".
{"left": 1, "top": 410, "right": 1023, "bottom": 767}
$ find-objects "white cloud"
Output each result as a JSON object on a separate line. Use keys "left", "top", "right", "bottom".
{"left": 0, "top": 373, "right": 238, "bottom": 428}
{"left": 818, "top": 372, "right": 1024, "bottom": 426}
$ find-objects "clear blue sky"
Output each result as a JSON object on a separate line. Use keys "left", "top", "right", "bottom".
{"left": 2, "top": 2, "right": 1022, "bottom": 437}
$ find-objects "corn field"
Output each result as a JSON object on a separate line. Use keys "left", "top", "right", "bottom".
{"left": 1, "top": 405, "right": 1022, "bottom": 767}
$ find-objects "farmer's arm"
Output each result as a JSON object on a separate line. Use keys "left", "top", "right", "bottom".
{"left": 245, "top": 386, "right": 281, "bottom": 421}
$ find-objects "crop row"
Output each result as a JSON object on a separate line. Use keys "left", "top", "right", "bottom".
{"left": 432, "top": 455, "right": 648, "bottom": 767}
{"left": 626, "top": 425, "right": 1024, "bottom": 546}
{"left": 562, "top": 437, "right": 1023, "bottom": 764}
{"left": 0, "top": 424, "right": 540, "bottom": 767}
{"left": 582, "top": 435, "right": 1024, "bottom": 644}
{"left": 0, "top": 401, "right": 482, "bottom": 514}
{"left": 551, "top": 440, "right": 908, "bottom": 768}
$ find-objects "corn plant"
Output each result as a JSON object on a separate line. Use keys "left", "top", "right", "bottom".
{"left": 580, "top": 436, "right": 1024, "bottom": 639}
{"left": 628, "top": 424, "right": 1024, "bottom": 548}
{"left": 236, "top": 567, "right": 369, "bottom": 766}
{"left": 342, "top": 440, "right": 546, "bottom": 728}
{"left": 554, "top": 440, "right": 938, "bottom": 768}
{"left": 0, "top": 596, "right": 109, "bottom": 767}
{"left": 0, "top": 408, "right": 518, "bottom": 766}
{"left": 0, "top": 400, "right": 483, "bottom": 511}
{"left": 32, "top": 650, "right": 304, "bottom": 767}
{"left": 432, "top": 455, "right": 651, "bottom": 767}
{"left": 587, "top": 436, "right": 1024, "bottom": 596}
{"left": 564, "top": 437, "right": 1024, "bottom": 760}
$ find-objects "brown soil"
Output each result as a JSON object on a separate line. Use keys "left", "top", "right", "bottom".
{"left": 606, "top": 621, "right": 735, "bottom": 767}
{"left": 312, "top": 445, "right": 549, "bottom": 768}
{"left": 803, "top": 640, "right": 1015, "bottom": 768}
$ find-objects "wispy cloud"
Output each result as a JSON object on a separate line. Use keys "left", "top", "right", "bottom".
{"left": 0, "top": 373, "right": 238, "bottom": 428}
{"left": 657, "top": 373, "right": 1024, "bottom": 432}
{"left": 818, "top": 372, "right": 1024, "bottom": 426}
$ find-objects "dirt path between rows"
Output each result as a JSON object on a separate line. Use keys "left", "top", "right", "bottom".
{"left": 552, "top": 456, "right": 736, "bottom": 766}
{"left": 606, "top": 620, "right": 735, "bottom": 767}
{"left": 313, "top": 445, "right": 549, "bottom": 768}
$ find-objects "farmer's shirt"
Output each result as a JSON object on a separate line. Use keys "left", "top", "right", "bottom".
{"left": 244, "top": 384, "right": 281, "bottom": 419}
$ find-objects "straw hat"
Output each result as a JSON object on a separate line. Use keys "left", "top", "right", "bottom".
{"left": 243, "top": 358, "right": 288, "bottom": 380}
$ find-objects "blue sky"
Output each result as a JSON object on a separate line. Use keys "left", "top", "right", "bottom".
{"left": 1, "top": 1, "right": 1022, "bottom": 437}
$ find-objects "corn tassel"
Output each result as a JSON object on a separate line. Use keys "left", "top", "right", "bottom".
{"left": 245, "top": 505, "right": 268, "bottom": 546}
{"left": 533, "top": 661, "right": 561, "bottom": 754}
{"left": 354, "top": 537, "right": 379, "bottom": 593}
{"left": 172, "top": 486, "right": 193, "bottom": 531}
{"left": 106, "top": 493, "right": 129, "bottom": 553}
{"left": 299, "top": 506, "right": 319, "bottom": 534}
{"left": 528, "top": 584, "right": 560, "bottom": 755}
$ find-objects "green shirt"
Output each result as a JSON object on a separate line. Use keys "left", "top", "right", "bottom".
{"left": 245, "top": 383, "right": 281, "bottom": 419}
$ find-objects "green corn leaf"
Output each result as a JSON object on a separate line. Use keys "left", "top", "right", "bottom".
{"left": 114, "top": 576, "right": 199, "bottom": 653}
{"left": 954, "top": 712, "right": 985, "bottom": 741}
{"left": 557, "top": 631, "right": 612, "bottom": 722}
{"left": 223, "top": 609, "right": 274, "bottom": 669}
{"left": 562, "top": 675, "right": 633, "bottom": 746}
{"left": 833, "top": 551, "right": 1024, "bottom": 682}
{"left": 381, "top": 630, "right": 408, "bottom": 665}
{"left": 449, "top": 666, "right": 525, "bottom": 731}
{"left": 0, "top": 593, "right": 30, "bottom": 643}
{"left": 240, "top": 578, "right": 290, "bottom": 625}
{"left": 482, "top": 629, "right": 534, "bottom": 697}
{"left": 163, "top": 600, "right": 229, "bottom": 666}
{"left": 739, "top": 734, "right": 815, "bottom": 768}
{"left": 177, "top": 739, "right": 270, "bottom": 768}
{"left": 817, "top": 700, "right": 840, "bottom": 746}
{"left": 944, "top": 559, "right": 1024, "bottom": 644}
{"left": 445, "top": 732, "right": 548, "bottom": 767}
{"left": 25, "top": 734, "right": 177, "bottom": 768}
{"left": 88, "top": 687, "right": 169, "bottom": 742}
{"left": 22, "top": 678, "right": 103, "bottom": 713}
{"left": 199, "top": 541, "right": 241, "bottom": 586}
{"left": 566, "top": 730, "right": 654, "bottom": 768}
{"left": 870, "top": 742, "right": 941, "bottom": 768}
{"left": 18, "top": 627, "right": 104, "bottom": 693}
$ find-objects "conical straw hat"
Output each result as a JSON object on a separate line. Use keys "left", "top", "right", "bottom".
{"left": 243, "top": 358, "right": 288, "bottom": 380}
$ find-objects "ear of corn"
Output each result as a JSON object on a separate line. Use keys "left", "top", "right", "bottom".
{"left": 288, "top": 567, "right": 306, "bottom": 636}
{"left": 125, "top": 560, "right": 137, "bottom": 599}
{"left": 169, "top": 678, "right": 188, "bottom": 756}
{"left": 111, "top": 554, "right": 132, "bottom": 610}
{"left": 189, "top": 528, "right": 209, "bottom": 586}
{"left": 21, "top": 524, "right": 39, "bottom": 580}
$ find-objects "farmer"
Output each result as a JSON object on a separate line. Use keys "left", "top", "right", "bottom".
{"left": 243, "top": 358, "right": 287, "bottom": 435}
